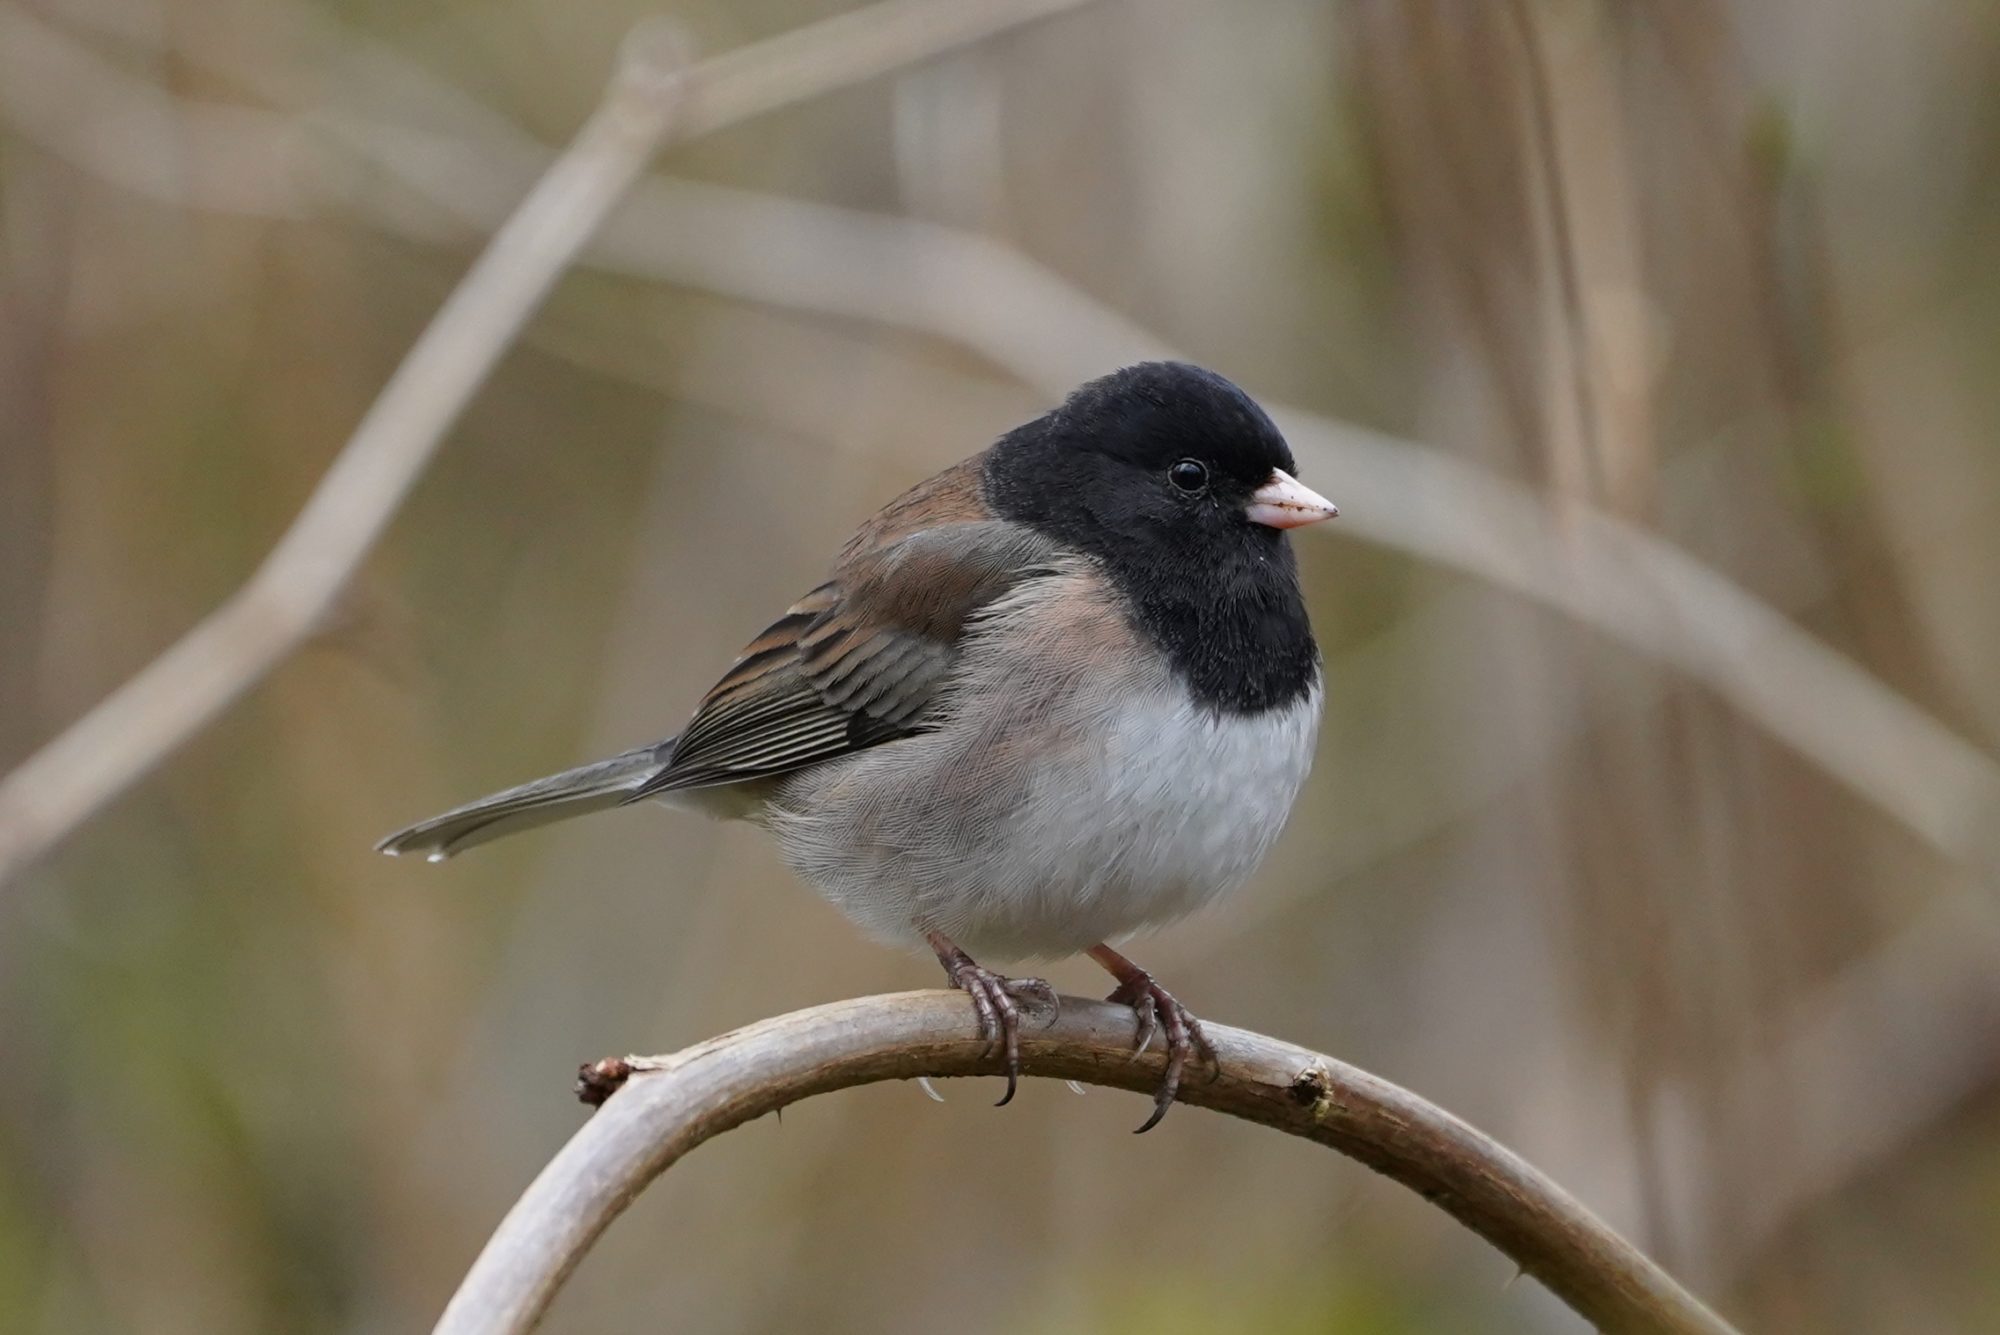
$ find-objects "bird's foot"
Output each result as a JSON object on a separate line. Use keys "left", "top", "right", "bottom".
{"left": 1092, "top": 945, "right": 1217, "bottom": 1133}
{"left": 928, "top": 933, "right": 1056, "bottom": 1107}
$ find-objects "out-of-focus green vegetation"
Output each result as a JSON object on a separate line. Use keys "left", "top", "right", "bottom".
{"left": 5, "top": 1, "right": 2000, "bottom": 1331}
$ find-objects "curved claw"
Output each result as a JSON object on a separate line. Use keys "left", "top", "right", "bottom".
{"left": 1134, "top": 1092, "right": 1174, "bottom": 1134}
{"left": 930, "top": 933, "right": 1051, "bottom": 1108}
{"left": 990, "top": 978, "right": 1021, "bottom": 1107}
{"left": 1127, "top": 990, "right": 1159, "bottom": 1057}
{"left": 1104, "top": 967, "right": 1214, "bottom": 1133}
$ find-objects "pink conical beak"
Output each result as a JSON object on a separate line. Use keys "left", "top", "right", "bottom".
{"left": 1246, "top": 470, "right": 1338, "bottom": 529}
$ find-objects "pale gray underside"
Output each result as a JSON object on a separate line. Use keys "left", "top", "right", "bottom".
{"left": 762, "top": 569, "right": 1322, "bottom": 960}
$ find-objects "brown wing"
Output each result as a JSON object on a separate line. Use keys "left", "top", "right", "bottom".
{"left": 630, "top": 520, "right": 1062, "bottom": 796}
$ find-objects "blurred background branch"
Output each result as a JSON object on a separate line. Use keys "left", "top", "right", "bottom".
{"left": 0, "top": 15, "right": 693, "bottom": 889}
{"left": 0, "top": 0, "right": 1101, "bottom": 888}
{"left": 11, "top": 0, "right": 1997, "bottom": 884}
{"left": 440, "top": 993, "right": 1738, "bottom": 1335}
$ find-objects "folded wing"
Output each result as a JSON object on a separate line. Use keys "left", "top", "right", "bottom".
{"left": 630, "top": 520, "right": 1063, "bottom": 797}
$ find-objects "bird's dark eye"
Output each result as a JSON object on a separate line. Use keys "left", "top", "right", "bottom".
{"left": 1167, "top": 459, "right": 1209, "bottom": 493}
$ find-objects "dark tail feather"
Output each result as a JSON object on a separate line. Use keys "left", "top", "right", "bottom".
{"left": 375, "top": 744, "right": 667, "bottom": 861}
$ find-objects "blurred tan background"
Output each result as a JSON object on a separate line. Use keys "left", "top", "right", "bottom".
{"left": 6, "top": 0, "right": 2000, "bottom": 1331}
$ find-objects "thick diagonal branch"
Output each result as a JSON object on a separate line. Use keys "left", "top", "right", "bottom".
{"left": 437, "top": 992, "right": 1739, "bottom": 1335}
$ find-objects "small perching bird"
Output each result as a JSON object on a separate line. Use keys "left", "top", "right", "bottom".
{"left": 379, "top": 362, "right": 1336, "bottom": 1129}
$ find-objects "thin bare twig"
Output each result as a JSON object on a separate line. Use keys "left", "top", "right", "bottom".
{"left": 0, "top": 0, "right": 1102, "bottom": 887}
{"left": 438, "top": 992, "right": 1739, "bottom": 1335}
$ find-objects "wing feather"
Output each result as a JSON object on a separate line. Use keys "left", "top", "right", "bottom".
{"left": 629, "top": 522, "right": 1061, "bottom": 798}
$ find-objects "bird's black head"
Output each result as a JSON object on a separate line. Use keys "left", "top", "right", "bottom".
{"left": 981, "top": 362, "right": 1335, "bottom": 713}
{"left": 984, "top": 362, "right": 1314, "bottom": 553}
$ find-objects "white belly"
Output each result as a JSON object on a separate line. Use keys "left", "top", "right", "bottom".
{"left": 981, "top": 679, "right": 1323, "bottom": 955}
{"left": 768, "top": 670, "right": 1321, "bottom": 961}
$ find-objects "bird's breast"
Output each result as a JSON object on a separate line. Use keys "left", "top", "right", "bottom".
{"left": 1009, "top": 673, "right": 1323, "bottom": 926}
{"left": 765, "top": 568, "right": 1323, "bottom": 959}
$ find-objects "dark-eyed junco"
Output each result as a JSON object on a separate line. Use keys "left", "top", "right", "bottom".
{"left": 380, "top": 362, "right": 1335, "bottom": 1129}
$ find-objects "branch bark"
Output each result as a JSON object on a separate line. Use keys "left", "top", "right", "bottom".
{"left": 438, "top": 992, "right": 1739, "bottom": 1335}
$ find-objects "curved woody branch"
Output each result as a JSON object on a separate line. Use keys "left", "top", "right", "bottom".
{"left": 438, "top": 992, "right": 1740, "bottom": 1335}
